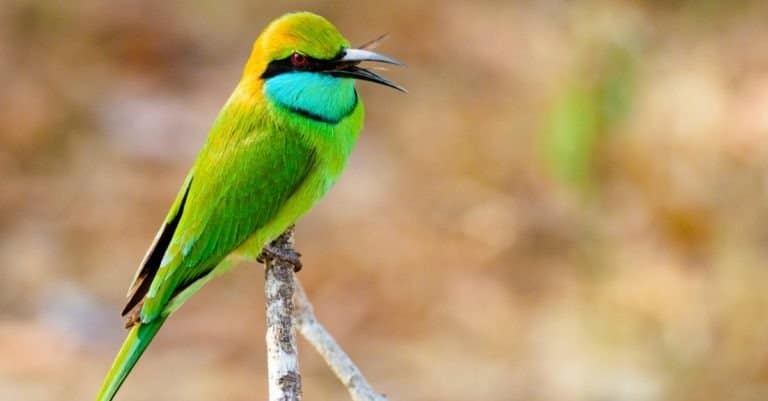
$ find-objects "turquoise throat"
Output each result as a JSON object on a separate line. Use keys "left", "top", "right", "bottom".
{"left": 264, "top": 72, "right": 358, "bottom": 124}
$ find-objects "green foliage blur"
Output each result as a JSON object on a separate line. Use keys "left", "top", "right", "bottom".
{"left": 543, "top": 40, "right": 637, "bottom": 193}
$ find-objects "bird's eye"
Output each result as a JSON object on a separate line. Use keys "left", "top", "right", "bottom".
{"left": 291, "top": 52, "right": 308, "bottom": 67}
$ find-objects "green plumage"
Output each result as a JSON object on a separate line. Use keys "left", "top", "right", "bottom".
{"left": 95, "top": 318, "right": 166, "bottom": 401}
{"left": 141, "top": 105, "right": 320, "bottom": 321}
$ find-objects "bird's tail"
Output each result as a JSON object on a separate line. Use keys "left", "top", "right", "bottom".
{"left": 95, "top": 316, "right": 167, "bottom": 401}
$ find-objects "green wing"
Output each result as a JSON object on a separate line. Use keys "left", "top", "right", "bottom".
{"left": 124, "top": 122, "right": 315, "bottom": 324}
{"left": 122, "top": 171, "right": 194, "bottom": 319}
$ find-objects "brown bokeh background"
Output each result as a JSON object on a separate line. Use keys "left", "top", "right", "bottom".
{"left": 3, "top": 1, "right": 768, "bottom": 400}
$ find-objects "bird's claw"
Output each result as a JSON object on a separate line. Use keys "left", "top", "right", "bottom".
{"left": 258, "top": 244, "right": 303, "bottom": 272}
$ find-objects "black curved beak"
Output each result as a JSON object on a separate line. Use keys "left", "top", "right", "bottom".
{"left": 325, "top": 48, "right": 407, "bottom": 93}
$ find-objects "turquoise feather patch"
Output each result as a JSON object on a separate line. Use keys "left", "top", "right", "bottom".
{"left": 264, "top": 72, "right": 357, "bottom": 123}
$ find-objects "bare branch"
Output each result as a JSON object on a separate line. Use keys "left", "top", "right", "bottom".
{"left": 263, "top": 227, "right": 302, "bottom": 401}
{"left": 293, "top": 281, "right": 388, "bottom": 401}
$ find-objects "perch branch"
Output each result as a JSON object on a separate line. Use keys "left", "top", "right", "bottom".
{"left": 263, "top": 227, "right": 302, "bottom": 401}
{"left": 262, "top": 227, "right": 387, "bottom": 401}
{"left": 294, "top": 281, "right": 388, "bottom": 401}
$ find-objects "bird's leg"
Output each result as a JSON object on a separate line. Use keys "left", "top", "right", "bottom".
{"left": 257, "top": 227, "right": 303, "bottom": 271}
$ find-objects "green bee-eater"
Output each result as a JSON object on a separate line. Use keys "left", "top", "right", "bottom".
{"left": 95, "top": 12, "right": 404, "bottom": 401}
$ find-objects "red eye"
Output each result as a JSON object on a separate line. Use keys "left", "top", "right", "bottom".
{"left": 291, "top": 52, "right": 308, "bottom": 67}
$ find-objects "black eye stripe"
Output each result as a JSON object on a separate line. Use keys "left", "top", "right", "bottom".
{"left": 261, "top": 49, "right": 347, "bottom": 79}
{"left": 261, "top": 55, "right": 317, "bottom": 79}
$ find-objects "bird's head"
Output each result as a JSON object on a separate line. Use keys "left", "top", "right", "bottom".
{"left": 247, "top": 12, "right": 404, "bottom": 92}
{"left": 241, "top": 12, "right": 404, "bottom": 123}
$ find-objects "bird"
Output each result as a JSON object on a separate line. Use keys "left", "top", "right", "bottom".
{"left": 95, "top": 12, "right": 404, "bottom": 401}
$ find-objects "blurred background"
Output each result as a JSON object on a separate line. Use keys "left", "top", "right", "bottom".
{"left": 2, "top": 0, "right": 768, "bottom": 400}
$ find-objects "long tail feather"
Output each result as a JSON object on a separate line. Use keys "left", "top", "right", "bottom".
{"left": 95, "top": 317, "right": 167, "bottom": 401}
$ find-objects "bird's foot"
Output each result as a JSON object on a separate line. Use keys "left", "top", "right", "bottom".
{"left": 258, "top": 244, "right": 303, "bottom": 272}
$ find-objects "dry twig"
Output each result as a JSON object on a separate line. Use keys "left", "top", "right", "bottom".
{"left": 294, "top": 280, "right": 388, "bottom": 401}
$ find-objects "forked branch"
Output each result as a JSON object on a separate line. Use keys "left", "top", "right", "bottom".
{"left": 262, "top": 228, "right": 387, "bottom": 401}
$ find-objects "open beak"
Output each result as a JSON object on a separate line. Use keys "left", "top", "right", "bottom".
{"left": 326, "top": 48, "right": 407, "bottom": 92}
